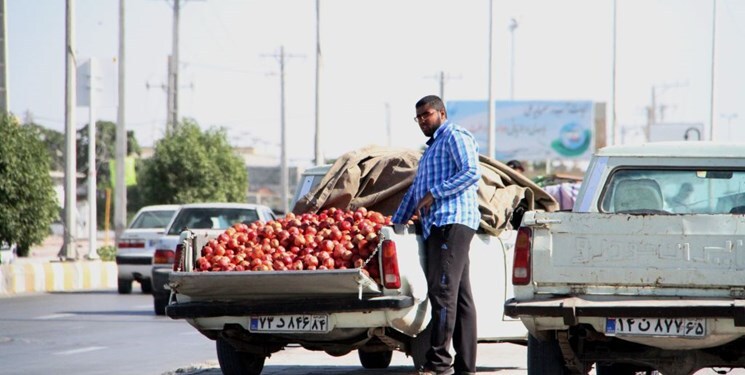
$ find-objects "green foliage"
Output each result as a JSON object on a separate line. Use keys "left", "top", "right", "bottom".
{"left": 96, "top": 245, "right": 116, "bottom": 261}
{"left": 23, "top": 123, "right": 66, "bottom": 171}
{"left": 76, "top": 120, "right": 141, "bottom": 191}
{"left": 0, "top": 116, "right": 60, "bottom": 256}
{"left": 137, "top": 119, "right": 248, "bottom": 205}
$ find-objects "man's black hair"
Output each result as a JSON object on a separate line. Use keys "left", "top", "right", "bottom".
{"left": 416, "top": 95, "right": 445, "bottom": 112}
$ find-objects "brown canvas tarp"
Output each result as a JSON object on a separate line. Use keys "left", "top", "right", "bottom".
{"left": 292, "top": 146, "right": 558, "bottom": 235}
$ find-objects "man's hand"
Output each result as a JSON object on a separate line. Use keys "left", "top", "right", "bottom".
{"left": 415, "top": 192, "right": 434, "bottom": 218}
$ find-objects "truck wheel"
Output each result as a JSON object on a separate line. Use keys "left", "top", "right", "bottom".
{"left": 139, "top": 279, "right": 153, "bottom": 294}
{"left": 153, "top": 294, "right": 168, "bottom": 316}
{"left": 216, "top": 337, "right": 265, "bottom": 375}
{"left": 118, "top": 279, "right": 132, "bottom": 294}
{"left": 358, "top": 349, "right": 393, "bottom": 369}
{"left": 527, "top": 333, "right": 570, "bottom": 374}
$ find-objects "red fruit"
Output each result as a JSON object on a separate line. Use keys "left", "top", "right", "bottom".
{"left": 321, "top": 240, "right": 335, "bottom": 253}
{"left": 323, "top": 257, "right": 335, "bottom": 269}
{"left": 214, "top": 244, "right": 226, "bottom": 256}
{"left": 218, "top": 233, "right": 230, "bottom": 243}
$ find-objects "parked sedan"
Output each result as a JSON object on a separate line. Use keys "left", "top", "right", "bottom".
{"left": 116, "top": 204, "right": 180, "bottom": 294}
{"left": 150, "top": 203, "right": 277, "bottom": 315}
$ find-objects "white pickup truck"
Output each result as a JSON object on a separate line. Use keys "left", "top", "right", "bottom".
{"left": 505, "top": 141, "right": 745, "bottom": 375}
{"left": 164, "top": 156, "right": 548, "bottom": 374}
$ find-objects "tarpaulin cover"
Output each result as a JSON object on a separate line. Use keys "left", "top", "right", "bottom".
{"left": 292, "top": 145, "right": 558, "bottom": 235}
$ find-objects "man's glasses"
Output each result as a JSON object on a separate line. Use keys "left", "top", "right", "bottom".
{"left": 413, "top": 111, "right": 436, "bottom": 123}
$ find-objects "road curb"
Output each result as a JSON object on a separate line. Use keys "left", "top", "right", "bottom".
{"left": 0, "top": 260, "right": 117, "bottom": 296}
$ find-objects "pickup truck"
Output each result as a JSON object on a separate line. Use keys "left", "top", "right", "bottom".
{"left": 504, "top": 141, "right": 745, "bottom": 375}
{"left": 164, "top": 148, "right": 556, "bottom": 374}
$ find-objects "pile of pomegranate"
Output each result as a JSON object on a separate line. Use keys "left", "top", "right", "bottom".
{"left": 195, "top": 207, "right": 392, "bottom": 281}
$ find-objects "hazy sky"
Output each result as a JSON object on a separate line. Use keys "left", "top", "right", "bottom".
{"left": 7, "top": 0, "right": 745, "bottom": 166}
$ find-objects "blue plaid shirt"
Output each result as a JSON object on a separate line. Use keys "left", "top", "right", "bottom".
{"left": 392, "top": 121, "right": 481, "bottom": 239}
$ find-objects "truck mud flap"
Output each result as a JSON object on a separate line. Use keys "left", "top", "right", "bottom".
{"left": 166, "top": 295, "right": 415, "bottom": 319}
{"left": 169, "top": 269, "right": 381, "bottom": 300}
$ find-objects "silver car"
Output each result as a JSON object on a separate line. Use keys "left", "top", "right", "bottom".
{"left": 116, "top": 204, "right": 180, "bottom": 294}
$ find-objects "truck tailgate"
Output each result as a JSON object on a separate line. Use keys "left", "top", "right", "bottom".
{"left": 530, "top": 212, "right": 745, "bottom": 291}
{"left": 169, "top": 269, "right": 381, "bottom": 300}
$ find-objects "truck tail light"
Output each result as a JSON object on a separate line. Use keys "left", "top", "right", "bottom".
{"left": 173, "top": 244, "right": 184, "bottom": 271}
{"left": 153, "top": 248, "right": 175, "bottom": 266}
{"left": 380, "top": 240, "right": 401, "bottom": 289}
{"left": 117, "top": 240, "right": 145, "bottom": 248}
{"left": 512, "top": 227, "right": 532, "bottom": 285}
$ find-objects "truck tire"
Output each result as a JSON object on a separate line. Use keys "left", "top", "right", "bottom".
{"left": 527, "top": 333, "right": 570, "bottom": 375}
{"left": 216, "top": 337, "right": 265, "bottom": 375}
{"left": 118, "top": 279, "right": 132, "bottom": 294}
{"left": 153, "top": 294, "right": 168, "bottom": 316}
{"left": 358, "top": 349, "right": 393, "bottom": 369}
{"left": 139, "top": 279, "right": 153, "bottom": 294}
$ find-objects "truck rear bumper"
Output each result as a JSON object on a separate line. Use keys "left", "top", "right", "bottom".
{"left": 166, "top": 295, "right": 415, "bottom": 319}
{"left": 504, "top": 296, "right": 745, "bottom": 327}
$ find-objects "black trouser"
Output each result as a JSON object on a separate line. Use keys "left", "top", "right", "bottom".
{"left": 425, "top": 224, "right": 477, "bottom": 373}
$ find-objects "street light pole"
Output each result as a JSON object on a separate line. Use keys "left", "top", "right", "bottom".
{"left": 508, "top": 18, "right": 518, "bottom": 101}
{"left": 708, "top": 0, "right": 717, "bottom": 141}
{"left": 486, "top": 0, "right": 495, "bottom": 158}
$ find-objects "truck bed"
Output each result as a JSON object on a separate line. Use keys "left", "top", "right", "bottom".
{"left": 169, "top": 269, "right": 381, "bottom": 300}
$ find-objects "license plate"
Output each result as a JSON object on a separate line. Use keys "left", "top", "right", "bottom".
{"left": 249, "top": 315, "right": 330, "bottom": 333}
{"left": 605, "top": 317, "right": 706, "bottom": 338}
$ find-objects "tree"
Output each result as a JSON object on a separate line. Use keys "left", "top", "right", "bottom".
{"left": 138, "top": 119, "right": 248, "bottom": 205}
{"left": 76, "top": 120, "right": 141, "bottom": 193}
{"left": 0, "top": 116, "right": 59, "bottom": 257}
{"left": 23, "top": 122, "right": 65, "bottom": 171}
{"left": 75, "top": 120, "right": 141, "bottom": 228}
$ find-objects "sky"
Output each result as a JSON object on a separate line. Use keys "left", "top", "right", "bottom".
{"left": 7, "top": 0, "right": 745, "bottom": 168}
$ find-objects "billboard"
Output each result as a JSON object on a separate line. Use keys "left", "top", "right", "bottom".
{"left": 447, "top": 100, "right": 595, "bottom": 161}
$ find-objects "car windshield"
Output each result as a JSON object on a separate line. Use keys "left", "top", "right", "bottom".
{"left": 600, "top": 168, "right": 745, "bottom": 214}
{"left": 129, "top": 209, "right": 177, "bottom": 229}
{"left": 167, "top": 207, "right": 261, "bottom": 235}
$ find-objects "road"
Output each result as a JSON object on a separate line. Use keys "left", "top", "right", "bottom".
{"left": 0, "top": 290, "right": 215, "bottom": 375}
{"left": 1, "top": 290, "right": 738, "bottom": 375}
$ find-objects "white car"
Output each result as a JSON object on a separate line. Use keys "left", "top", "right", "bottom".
{"left": 150, "top": 203, "right": 278, "bottom": 315}
{"left": 116, "top": 204, "right": 180, "bottom": 294}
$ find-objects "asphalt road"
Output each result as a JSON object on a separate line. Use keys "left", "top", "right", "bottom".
{"left": 1, "top": 290, "right": 740, "bottom": 375}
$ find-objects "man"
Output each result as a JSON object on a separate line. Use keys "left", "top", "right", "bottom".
{"left": 392, "top": 95, "right": 481, "bottom": 375}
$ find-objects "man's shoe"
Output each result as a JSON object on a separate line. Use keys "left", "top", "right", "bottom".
{"left": 417, "top": 365, "right": 455, "bottom": 375}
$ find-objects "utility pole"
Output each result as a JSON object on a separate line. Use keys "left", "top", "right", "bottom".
{"left": 63, "top": 0, "right": 78, "bottom": 260}
{"left": 708, "top": 0, "right": 717, "bottom": 141}
{"left": 486, "top": 0, "right": 495, "bottom": 159}
{"left": 610, "top": 0, "right": 617, "bottom": 145}
{"left": 265, "top": 46, "right": 303, "bottom": 214}
{"left": 115, "top": 0, "right": 127, "bottom": 246}
{"left": 314, "top": 0, "right": 322, "bottom": 166}
{"left": 508, "top": 17, "right": 518, "bottom": 100}
{"left": 0, "top": 0, "right": 8, "bottom": 114}
{"left": 645, "top": 82, "right": 685, "bottom": 142}
{"left": 424, "top": 71, "right": 460, "bottom": 102}
{"left": 169, "top": 0, "right": 180, "bottom": 131}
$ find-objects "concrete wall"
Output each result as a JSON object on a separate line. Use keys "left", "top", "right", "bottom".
{"left": 0, "top": 261, "right": 117, "bottom": 296}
